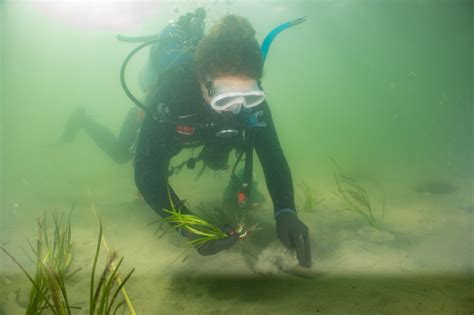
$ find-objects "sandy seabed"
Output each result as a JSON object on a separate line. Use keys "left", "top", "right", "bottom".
{"left": 0, "top": 177, "right": 472, "bottom": 314}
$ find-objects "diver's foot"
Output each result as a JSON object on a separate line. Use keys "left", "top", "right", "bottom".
{"left": 56, "top": 108, "right": 87, "bottom": 144}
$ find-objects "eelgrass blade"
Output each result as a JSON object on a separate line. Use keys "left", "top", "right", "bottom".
{"left": 56, "top": 274, "right": 71, "bottom": 315}
{"left": 166, "top": 247, "right": 194, "bottom": 269}
{"left": 0, "top": 246, "right": 56, "bottom": 312}
{"left": 336, "top": 208, "right": 374, "bottom": 226}
{"left": 187, "top": 237, "right": 211, "bottom": 247}
{"left": 89, "top": 221, "right": 103, "bottom": 315}
{"left": 297, "top": 182, "right": 324, "bottom": 213}
{"left": 184, "top": 225, "right": 220, "bottom": 239}
{"left": 41, "top": 214, "right": 52, "bottom": 262}
{"left": 48, "top": 262, "right": 72, "bottom": 315}
{"left": 43, "top": 265, "right": 64, "bottom": 314}
{"left": 27, "top": 232, "right": 50, "bottom": 314}
{"left": 162, "top": 209, "right": 227, "bottom": 241}
{"left": 106, "top": 268, "right": 135, "bottom": 315}
{"left": 334, "top": 171, "right": 378, "bottom": 227}
{"left": 65, "top": 267, "right": 81, "bottom": 280}
{"left": 113, "top": 301, "right": 126, "bottom": 315}
{"left": 98, "top": 255, "right": 124, "bottom": 313}
{"left": 26, "top": 238, "right": 39, "bottom": 260}
{"left": 92, "top": 256, "right": 113, "bottom": 314}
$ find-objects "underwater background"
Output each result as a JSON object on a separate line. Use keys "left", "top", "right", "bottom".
{"left": 0, "top": 0, "right": 472, "bottom": 314}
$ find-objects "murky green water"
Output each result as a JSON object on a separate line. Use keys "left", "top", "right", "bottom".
{"left": 0, "top": 1, "right": 472, "bottom": 314}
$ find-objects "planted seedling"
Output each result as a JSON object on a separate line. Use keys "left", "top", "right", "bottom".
{"left": 1, "top": 207, "right": 135, "bottom": 315}
{"left": 89, "top": 221, "right": 135, "bottom": 315}
{"left": 332, "top": 159, "right": 385, "bottom": 228}
{"left": 296, "top": 182, "right": 325, "bottom": 213}
{"left": 1, "top": 208, "right": 80, "bottom": 314}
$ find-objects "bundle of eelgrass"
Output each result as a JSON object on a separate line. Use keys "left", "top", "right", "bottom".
{"left": 163, "top": 207, "right": 229, "bottom": 247}
{"left": 160, "top": 187, "right": 259, "bottom": 247}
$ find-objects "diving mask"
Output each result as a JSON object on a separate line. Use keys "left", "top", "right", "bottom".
{"left": 206, "top": 77, "right": 266, "bottom": 114}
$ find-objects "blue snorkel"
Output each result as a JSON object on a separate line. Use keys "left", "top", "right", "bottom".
{"left": 240, "top": 16, "right": 307, "bottom": 126}
{"left": 234, "top": 17, "right": 307, "bottom": 208}
{"left": 260, "top": 17, "right": 307, "bottom": 64}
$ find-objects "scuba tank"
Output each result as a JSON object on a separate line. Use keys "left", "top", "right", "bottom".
{"left": 118, "top": 8, "right": 206, "bottom": 112}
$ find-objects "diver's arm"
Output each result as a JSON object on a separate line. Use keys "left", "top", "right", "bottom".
{"left": 253, "top": 102, "right": 296, "bottom": 213}
{"left": 134, "top": 113, "right": 190, "bottom": 218}
{"left": 134, "top": 113, "right": 240, "bottom": 254}
{"left": 254, "top": 102, "right": 311, "bottom": 268}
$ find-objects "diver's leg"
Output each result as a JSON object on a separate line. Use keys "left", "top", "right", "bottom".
{"left": 57, "top": 108, "right": 139, "bottom": 164}
{"left": 222, "top": 168, "right": 266, "bottom": 209}
{"left": 57, "top": 108, "right": 87, "bottom": 144}
{"left": 222, "top": 172, "right": 242, "bottom": 209}
{"left": 115, "top": 107, "right": 142, "bottom": 162}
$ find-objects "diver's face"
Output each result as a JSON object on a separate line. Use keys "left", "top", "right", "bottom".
{"left": 200, "top": 74, "right": 265, "bottom": 114}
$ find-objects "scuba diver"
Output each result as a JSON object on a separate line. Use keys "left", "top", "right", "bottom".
{"left": 133, "top": 14, "right": 311, "bottom": 268}
{"left": 58, "top": 8, "right": 311, "bottom": 267}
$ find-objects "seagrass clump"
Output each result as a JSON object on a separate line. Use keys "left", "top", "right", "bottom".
{"left": 1, "top": 210, "right": 78, "bottom": 314}
{"left": 89, "top": 222, "right": 135, "bottom": 315}
{"left": 296, "top": 182, "right": 325, "bottom": 213}
{"left": 1, "top": 209, "right": 135, "bottom": 315}
{"left": 332, "top": 160, "right": 385, "bottom": 228}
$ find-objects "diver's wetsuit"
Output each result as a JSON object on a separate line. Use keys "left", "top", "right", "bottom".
{"left": 58, "top": 106, "right": 143, "bottom": 164}
{"left": 134, "top": 60, "right": 296, "bottom": 220}
{"left": 86, "top": 107, "right": 142, "bottom": 164}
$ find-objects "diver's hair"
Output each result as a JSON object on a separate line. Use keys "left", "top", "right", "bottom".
{"left": 194, "top": 15, "right": 263, "bottom": 81}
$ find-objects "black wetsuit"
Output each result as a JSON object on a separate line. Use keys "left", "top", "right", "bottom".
{"left": 134, "top": 61, "right": 296, "bottom": 220}
{"left": 58, "top": 106, "right": 142, "bottom": 164}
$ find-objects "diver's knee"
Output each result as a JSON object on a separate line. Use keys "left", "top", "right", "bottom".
{"left": 112, "top": 151, "right": 132, "bottom": 164}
